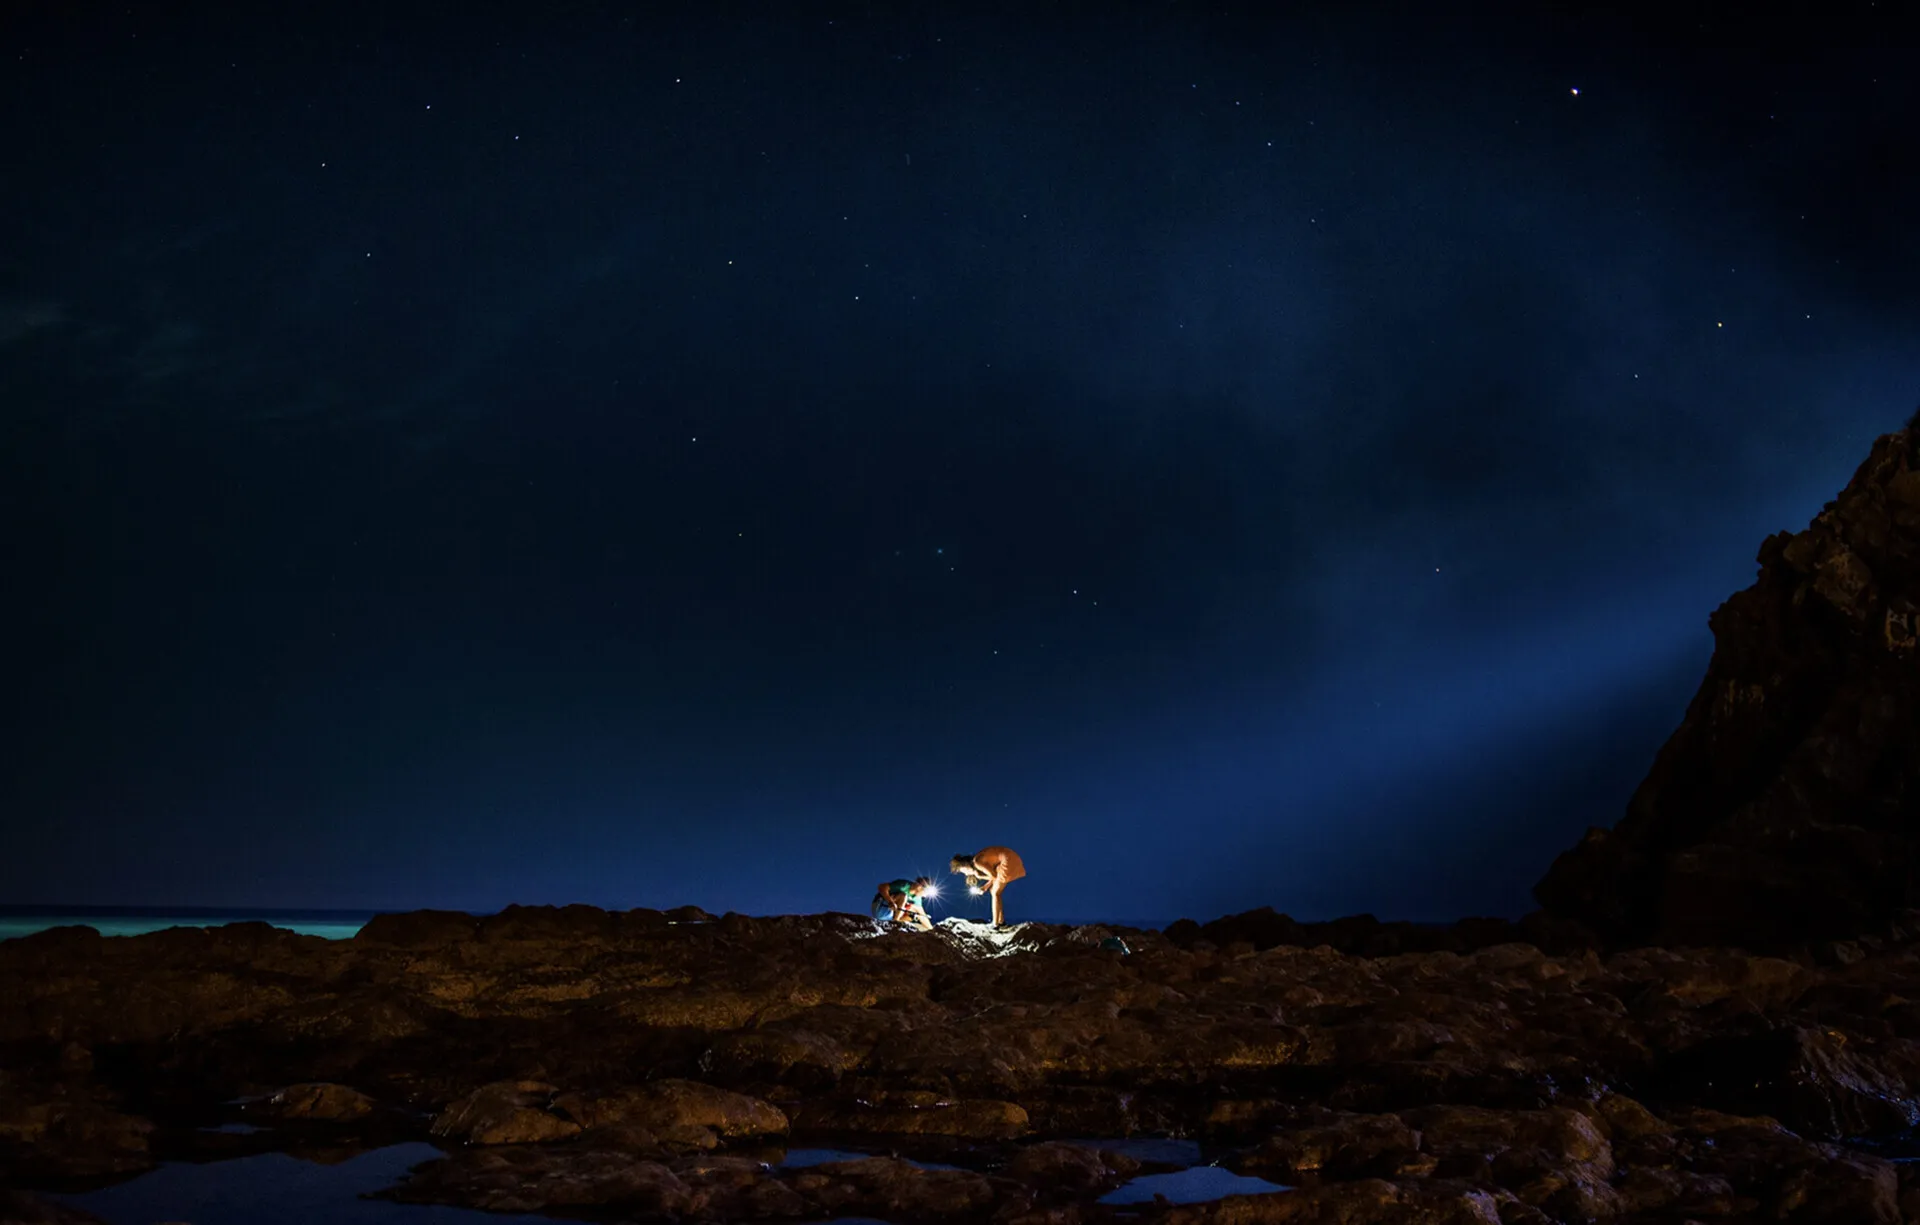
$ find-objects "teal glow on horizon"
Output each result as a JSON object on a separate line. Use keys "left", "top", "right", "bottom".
{"left": 0, "top": 915, "right": 368, "bottom": 942}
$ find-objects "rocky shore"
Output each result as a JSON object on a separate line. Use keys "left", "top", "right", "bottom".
{"left": 6, "top": 904, "right": 1920, "bottom": 1223}
{"left": 7, "top": 421, "right": 1919, "bottom": 1224}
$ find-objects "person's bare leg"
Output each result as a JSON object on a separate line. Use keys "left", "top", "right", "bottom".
{"left": 991, "top": 883, "right": 1005, "bottom": 927}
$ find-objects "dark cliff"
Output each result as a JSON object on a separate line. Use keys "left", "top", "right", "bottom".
{"left": 1537, "top": 421, "right": 1920, "bottom": 948}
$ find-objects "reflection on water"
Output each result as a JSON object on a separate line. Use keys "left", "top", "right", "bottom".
{"left": 1098, "top": 1165, "right": 1291, "bottom": 1205}
{"left": 778, "top": 1147, "right": 965, "bottom": 1172}
{"left": 780, "top": 1147, "right": 885, "bottom": 1168}
{"left": 1847, "top": 1128, "right": 1920, "bottom": 1162}
{"left": 59, "top": 1143, "right": 567, "bottom": 1224}
{"left": 1074, "top": 1137, "right": 1205, "bottom": 1167}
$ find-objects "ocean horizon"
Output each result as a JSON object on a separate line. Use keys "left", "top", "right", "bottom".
{"left": 0, "top": 905, "right": 1182, "bottom": 943}
{"left": 0, "top": 905, "right": 381, "bottom": 942}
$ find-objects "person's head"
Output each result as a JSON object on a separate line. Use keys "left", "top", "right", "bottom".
{"left": 912, "top": 876, "right": 933, "bottom": 892}
{"left": 950, "top": 853, "right": 975, "bottom": 872}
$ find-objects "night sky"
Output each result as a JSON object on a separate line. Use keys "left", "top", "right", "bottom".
{"left": 4, "top": 2, "right": 1917, "bottom": 922}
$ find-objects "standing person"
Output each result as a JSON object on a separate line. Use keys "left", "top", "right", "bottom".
{"left": 872, "top": 876, "right": 936, "bottom": 931}
{"left": 950, "top": 846, "right": 1025, "bottom": 927}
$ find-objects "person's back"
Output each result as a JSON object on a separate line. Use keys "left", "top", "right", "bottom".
{"left": 974, "top": 846, "right": 1025, "bottom": 883}
{"left": 950, "top": 845, "right": 1025, "bottom": 926}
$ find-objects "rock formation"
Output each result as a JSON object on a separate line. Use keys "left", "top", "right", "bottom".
{"left": 1538, "top": 421, "right": 1920, "bottom": 948}
{"left": 8, "top": 908, "right": 1920, "bottom": 1220}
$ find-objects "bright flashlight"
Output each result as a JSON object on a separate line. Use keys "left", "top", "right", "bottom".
{"left": 919, "top": 884, "right": 939, "bottom": 901}
{"left": 969, "top": 886, "right": 984, "bottom": 896}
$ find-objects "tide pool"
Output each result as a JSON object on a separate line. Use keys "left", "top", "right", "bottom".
{"left": 1099, "top": 1166, "right": 1292, "bottom": 1205}
{"left": 58, "top": 1143, "right": 565, "bottom": 1225}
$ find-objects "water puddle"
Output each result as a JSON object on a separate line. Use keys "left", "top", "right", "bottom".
{"left": 780, "top": 1147, "right": 888, "bottom": 1167}
{"left": 49, "top": 1135, "right": 1273, "bottom": 1221}
{"left": 1073, "top": 1136, "right": 1204, "bottom": 1167}
{"left": 1847, "top": 1129, "right": 1920, "bottom": 1162}
{"left": 1098, "top": 1165, "right": 1292, "bottom": 1205}
{"left": 56, "top": 1142, "right": 571, "bottom": 1224}
{"left": 778, "top": 1147, "right": 965, "bottom": 1172}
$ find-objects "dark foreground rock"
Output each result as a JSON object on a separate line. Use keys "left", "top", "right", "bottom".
{"left": 1164, "top": 907, "right": 1599, "bottom": 959}
{"left": 256, "top": 1081, "right": 377, "bottom": 1122}
{"left": 10, "top": 911, "right": 1920, "bottom": 1220}
{"left": 1538, "top": 420, "right": 1920, "bottom": 950}
{"left": 0, "top": 1191, "right": 111, "bottom": 1224}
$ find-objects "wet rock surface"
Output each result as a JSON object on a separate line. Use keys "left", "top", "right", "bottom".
{"left": 8, "top": 911, "right": 1920, "bottom": 1220}
{"left": 431, "top": 1080, "right": 584, "bottom": 1146}
{"left": 256, "top": 1080, "right": 378, "bottom": 1122}
{"left": 555, "top": 1078, "right": 790, "bottom": 1138}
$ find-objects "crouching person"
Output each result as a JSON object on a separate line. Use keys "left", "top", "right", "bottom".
{"left": 872, "top": 876, "right": 936, "bottom": 930}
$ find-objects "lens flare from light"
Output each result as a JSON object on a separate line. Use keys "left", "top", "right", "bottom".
{"left": 969, "top": 886, "right": 984, "bottom": 896}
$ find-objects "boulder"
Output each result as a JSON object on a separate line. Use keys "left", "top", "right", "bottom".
{"left": 1660, "top": 1024, "right": 1920, "bottom": 1138}
{"left": 783, "top": 1155, "right": 1004, "bottom": 1222}
{"left": 1232, "top": 1111, "right": 1428, "bottom": 1181}
{"left": 1157, "top": 1178, "right": 1503, "bottom": 1225}
{"left": 705, "top": 1025, "right": 863, "bottom": 1087}
{"left": 259, "top": 1082, "right": 376, "bottom": 1121}
{"left": 795, "top": 1091, "right": 1029, "bottom": 1139}
{"left": 352, "top": 909, "right": 478, "bottom": 947}
{"left": 1003, "top": 1140, "right": 1140, "bottom": 1192}
{"left": 388, "top": 1146, "right": 697, "bottom": 1215}
{"left": 0, "top": 1099, "right": 153, "bottom": 1179}
{"left": 1403, "top": 1105, "right": 1619, "bottom": 1219}
{"left": 430, "top": 1081, "right": 581, "bottom": 1145}
{"left": 1613, "top": 1166, "right": 1738, "bottom": 1218}
{"left": 1771, "top": 1150, "right": 1899, "bottom": 1225}
{"left": 554, "top": 1079, "right": 787, "bottom": 1137}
